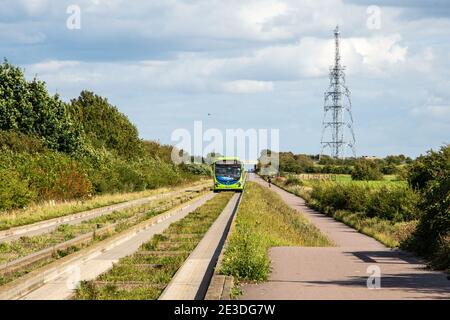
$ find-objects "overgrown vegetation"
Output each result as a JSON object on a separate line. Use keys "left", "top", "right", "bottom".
{"left": 271, "top": 144, "right": 449, "bottom": 271}
{"left": 275, "top": 179, "right": 419, "bottom": 248}
{"left": 0, "top": 61, "right": 209, "bottom": 212}
{"left": 351, "top": 159, "right": 383, "bottom": 181}
{"left": 404, "top": 145, "right": 450, "bottom": 271}
{"left": 75, "top": 192, "right": 233, "bottom": 300}
{"left": 220, "top": 182, "right": 331, "bottom": 282}
{"left": 309, "top": 182, "right": 419, "bottom": 222}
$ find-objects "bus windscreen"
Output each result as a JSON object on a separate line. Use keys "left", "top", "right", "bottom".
{"left": 215, "top": 164, "right": 241, "bottom": 179}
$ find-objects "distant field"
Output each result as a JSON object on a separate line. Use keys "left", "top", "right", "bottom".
{"left": 288, "top": 173, "right": 405, "bottom": 187}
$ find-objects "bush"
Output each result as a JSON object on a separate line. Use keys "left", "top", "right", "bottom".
{"left": 0, "top": 61, "right": 209, "bottom": 211}
{"left": 405, "top": 145, "right": 450, "bottom": 270}
{"left": 310, "top": 182, "right": 370, "bottom": 213}
{"left": 285, "top": 175, "right": 302, "bottom": 186}
{"left": 310, "top": 182, "right": 418, "bottom": 222}
{"left": 0, "top": 130, "right": 47, "bottom": 153}
{"left": 366, "top": 186, "right": 419, "bottom": 221}
{"left": 0, "top": 151, "right": 93, "bottom": 202}
{"left": 0, "top": 168, "right": 36, "bottom": 210}
{"left": 351, "top": 159, "right": 383, "bottom": 181}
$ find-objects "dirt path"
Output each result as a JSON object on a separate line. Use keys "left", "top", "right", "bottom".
{"left": 240, "top": 174, "right": 450, "bottom": 300}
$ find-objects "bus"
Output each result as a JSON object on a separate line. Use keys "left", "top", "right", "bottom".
{"left": 212, "top": 157, "right": 245, "bottom": 192}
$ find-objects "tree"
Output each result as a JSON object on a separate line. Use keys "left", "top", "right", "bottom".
{"left": 351, "top": 159, "right": 383, "bottom": 180}
{"left": 143, "top": 140, "right": 173, "bottom": 163}
{"left": 0, "top": 60, "right": 82, "bottom": 153}
{"left": 68, "top": 91, "right": 144, "bottom": 159}
{"left": 405, "top": 144, "right": 450, "bottom": 269}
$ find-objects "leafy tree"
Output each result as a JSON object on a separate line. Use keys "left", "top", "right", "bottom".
{"left": 143, "top": 140, "right": 173, "bottom": 163}
{"left": 68, "top": 91, "right": 144, "bottom": 159}
{"left": 0, "top": 60, "right": 82, "bottom": 153}
{"left": 351, "top": 159, "right": 383, "bottom": 180}
{"left": 405, "top": 145, "right": 450, "bottom": 269}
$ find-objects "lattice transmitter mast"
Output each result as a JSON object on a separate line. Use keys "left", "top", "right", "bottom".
{"left": 320, "top": 26, "right": 356, "bottom": 159}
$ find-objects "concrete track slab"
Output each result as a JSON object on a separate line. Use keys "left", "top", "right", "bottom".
{"left": 19, "top": 193, "right": 215, "bottom": 300}
{"left": 160, "top": 193, "right": 241, "bottom": 300}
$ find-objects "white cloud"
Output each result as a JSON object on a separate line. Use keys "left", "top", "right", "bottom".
{"left": 348, "top": 34, "right": 407, "bottom": 73}
{"left": 222, "top": 80, "right": 274, "bottom": 94}
{"left": 412, "top": 96, "right": 450, "bottom": 121}
{"left": 29, "top": 60, "right": 80, "bottom": 73}
{"left": 19, "top": 0, "right": 49, "bottom": 16}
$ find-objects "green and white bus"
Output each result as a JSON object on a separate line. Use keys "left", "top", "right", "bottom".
{"left": 212, "top": 157, "right": 245, "bottom": 192}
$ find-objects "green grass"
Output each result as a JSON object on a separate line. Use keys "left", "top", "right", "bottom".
{"left": 0, "top": 179, "right": 208, "bottom": 231}
{"left": 220, "top": 182, "right": 332, "bottom": 283}
{"left": 75, "top": 192, "right": 233, "bottom": 300}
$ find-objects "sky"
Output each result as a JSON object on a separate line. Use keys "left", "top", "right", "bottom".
{"left": 1, "top": 0, "right": 449, "bottom": 158}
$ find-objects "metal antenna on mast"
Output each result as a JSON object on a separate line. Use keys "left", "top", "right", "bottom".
{"left": 320, "top": 26, "right": 356, "bottom": 159}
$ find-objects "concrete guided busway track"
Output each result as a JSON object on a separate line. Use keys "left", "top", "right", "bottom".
{"left": 0, "top": 192, "right": 215, "bottom": 300}
{"left": 0, "top": 183, "right": 209, "bottom": 243}
{"left": 159, "top": 192, "right": 242, "bottom": 300}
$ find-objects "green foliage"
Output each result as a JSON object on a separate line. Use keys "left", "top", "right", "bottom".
{"left": 366, "top": 186, "right": 419, "bottom": 221}
{"left": 285, "top": 175, "right": 302, "bottom": 186}
{"left": 0, "top": 150, "right": 93, "bottom": 202}
{"left": 179, "top": 163, "right": 212, "bottom": 176}
{"left": 405, "top": 145, "right": 450, "bottom": 270}
{"left": 0, "top": 61, "right": 208, "bottom": 211}
{"left": 0, "top": 130, "right": 47, "bottom": 153}
{"left": 221, "top": 231, "right": 270, "bottom": 281}
{"left": 0, "top": 168, "right": 35, "bottom": 210}
{"left": 0, "top": 60, "right": 82, "bottom": 153}
{"left": 68, "top": 91, "right": 144, "bottom": 159}
{"left": 143, "top": 140, "right": 172, "bottom": 163}
{"left": 351, "top": 159, "right": 383, "bottom": 181}
{"left": 310, "top": 182, "right": 419, "bottom": 222}
{"left": 279, "top": 152, "right": 315, "bottom": 173}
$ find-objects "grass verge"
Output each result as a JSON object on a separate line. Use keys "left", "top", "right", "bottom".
{"left": 220, "top": 182, "right": 332, "bottom": 283}
{"left": 75, "top": 192, "right": 233, "bottom": 300}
